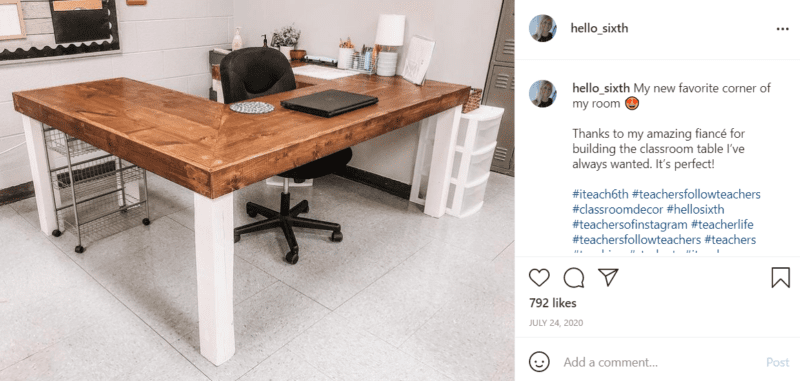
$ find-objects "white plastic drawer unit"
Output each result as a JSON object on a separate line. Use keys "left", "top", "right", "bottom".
{"left": 451, "top": 142, "right": 496, "bottom": 187}
{"left": 410, "top": 105, "right": 505, "bottom": 217}
{"left": 447, "top": 180, "right": 489, "bottom": 217}
{"left": 456, "top": 106, "right": 503, "bottom": 151}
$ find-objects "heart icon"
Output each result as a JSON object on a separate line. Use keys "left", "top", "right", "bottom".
{"left": 529, "top": 269, "right": 550, "bottom": 287}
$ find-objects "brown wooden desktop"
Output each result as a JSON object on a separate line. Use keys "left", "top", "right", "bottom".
{"left": 14, "top": 69, "right": 469, "bottom": 366}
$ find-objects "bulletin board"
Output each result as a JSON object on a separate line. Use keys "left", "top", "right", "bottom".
{"left": 0, "top": 0, "right": 120, "bottom": 64}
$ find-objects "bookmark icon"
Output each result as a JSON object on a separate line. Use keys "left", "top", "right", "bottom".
{"left": 772, "top": 267, "right": 790, "bottom": 288}
{"left": 598, "top": 268, "right": 619, "bottom": 287}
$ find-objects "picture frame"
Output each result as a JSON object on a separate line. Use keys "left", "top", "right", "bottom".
{"left": 0, "top": 0, "right": 26, "bottom": 41}
{"left": 401, "top": 35, "right": 435, "bottom": 86}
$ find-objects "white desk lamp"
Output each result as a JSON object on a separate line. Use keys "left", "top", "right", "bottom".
{"left": 375, "top": 14, "right": 406, "bottom": 77}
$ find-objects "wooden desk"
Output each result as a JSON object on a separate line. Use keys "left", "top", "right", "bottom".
{"left": 13, "top": 74, "right": 469, "bottom": 365}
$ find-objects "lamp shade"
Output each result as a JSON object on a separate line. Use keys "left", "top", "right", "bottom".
{"left": 375, "top": 14, "right": 406, "bottom": 46}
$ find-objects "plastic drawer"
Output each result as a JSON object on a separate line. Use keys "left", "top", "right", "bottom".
{"left": 451, "top": 143, "right": 496, "bottom": 185}
{"left": 458, "top": 180, "right": 489, "bottom": 217}
{"left": 456, "top": 106, "right": 504, "bottom": 150}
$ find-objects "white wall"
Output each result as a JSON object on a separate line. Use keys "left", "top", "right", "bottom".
{"left": 0, "top": 0, "right": 234, "bottom": 189}
{"left": 0, "top": 0, "right": 502, "bottom": 189}
{"left": 234, "top": 0, "right": 502, "bottom": 184}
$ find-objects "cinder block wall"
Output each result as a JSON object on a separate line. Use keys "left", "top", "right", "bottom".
{"left": 0, "top": 0, "right": 235, "bottom": 189}
{"left": 233, "top": 0, "right": 503, "bottom": 184}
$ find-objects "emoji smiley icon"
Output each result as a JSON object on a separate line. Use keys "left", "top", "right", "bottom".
{"left": 625, "top": 96, "right": 639, "bottom": 110}
{"left": 529, "top": 351, "right": 550, "bottom": 372}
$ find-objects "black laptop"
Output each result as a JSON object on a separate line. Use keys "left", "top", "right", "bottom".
{"left": 281, "top": 90, "right": 378, "bottom": 118}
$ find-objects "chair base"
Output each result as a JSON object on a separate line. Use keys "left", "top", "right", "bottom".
{"left": 233, "top": 192, "right": 342, "bottom": 264}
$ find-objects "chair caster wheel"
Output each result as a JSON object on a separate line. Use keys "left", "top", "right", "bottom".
{"left": 52, "top": 230, "right": 62, "bottom": 237}
{"left": 331, "top": 231, "right": 343, "bottom": 242}
{"left": 300, "top": 204, "right": 309, "bottom": 214}
{"left": 75, "top": 245, "right": 84, "bottom": 254}
{"left": 285, "top": 249, "right": 299, "bottom": 265}
{"left": 234, "top": 234, "right": 240, "bottom": 243}
{"left": 246, "top": 205, "right": 258, "bottom": 218}
{"left": 142, "top": 218, "right": 150, "bottom": 226}
{"left": 120, "top": 209, "right": 128, "bottom": 214}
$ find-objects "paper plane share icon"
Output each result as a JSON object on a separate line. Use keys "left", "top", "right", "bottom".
{"left": 598, "top": 268, "right": 619, "bottom": 286}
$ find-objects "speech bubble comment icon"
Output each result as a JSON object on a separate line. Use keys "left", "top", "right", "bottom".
{"left": 564, "top": 268, "right": 585, "bottom": 288}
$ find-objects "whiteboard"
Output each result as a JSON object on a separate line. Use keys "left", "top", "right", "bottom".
{"left": 0, "top": 2, "right": 25, "bottom": 40}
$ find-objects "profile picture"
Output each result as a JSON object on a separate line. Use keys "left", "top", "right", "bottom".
{"left": 530, "top": 15, "right": 556, "bottom": 42}
{"left": 530, "top": 80, "right": 556, "bottom": 108}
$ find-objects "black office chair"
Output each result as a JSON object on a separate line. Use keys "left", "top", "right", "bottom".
{"left": 221, "top": 47, "right": 350, "bottom": 264}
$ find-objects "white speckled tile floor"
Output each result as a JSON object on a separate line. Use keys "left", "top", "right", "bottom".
{"left": 1, "top": 172, "right": 514, "bottom": 381}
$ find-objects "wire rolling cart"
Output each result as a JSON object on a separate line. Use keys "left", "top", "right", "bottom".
{"left": 43, "top": 127, "right": 151, "bottom": 253}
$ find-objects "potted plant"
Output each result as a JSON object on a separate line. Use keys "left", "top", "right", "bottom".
{"left": 271, "top": 24, "right": 301, "bottom": 61}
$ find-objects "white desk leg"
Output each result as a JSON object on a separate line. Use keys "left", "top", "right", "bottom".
{"left": 423, "top": 105, "right": 462, "bottom": 218}
{"left": 21, "top": 115, "right": 58, "bottom": 235}
{"left": 193, "top": 192, "right": 235, "bottom": 365}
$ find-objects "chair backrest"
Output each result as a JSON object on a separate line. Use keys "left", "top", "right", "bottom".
{"left": 219, "top": 47, "right": 297, "bottom": 104}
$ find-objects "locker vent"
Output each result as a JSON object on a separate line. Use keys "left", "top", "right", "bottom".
{"left": 502, "top": 39, "right": 514, "bottom": 55}
{"left": 495, "top": 74, "right": 510, "bottom": 89}
{"left": 494, "top": 146, "right": 508, "bottom": 161}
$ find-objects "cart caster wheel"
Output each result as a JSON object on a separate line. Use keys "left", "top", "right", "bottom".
{"left": 285, "top": 249, "right": 299, "bottom": 265}
{"left": 234, "top": 234, "right": 240, "bottom": 243}
{"left": 142, "top": 218, "right": 150, "bottom": 226}
{"left": 246, "top": 207, "right": 258, "bottom": 218}
{"left": 331, "top": 231, "right": 343, "bottom": 242}
{"left": 75, "top": 245, "right": 84, "bottom": 254}
{"left": 52, "top": 230, "right": 62, "bottom": 237}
